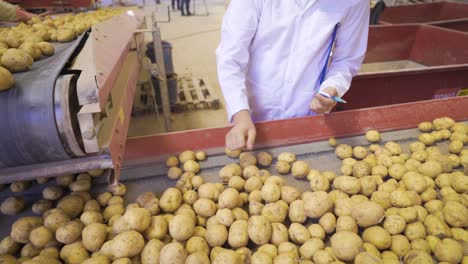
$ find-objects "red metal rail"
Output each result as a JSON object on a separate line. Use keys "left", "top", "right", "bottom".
{"left": 6, "top": 0, "right": 93, "bottom": 9}
{"left": 124, "top": 96, "right": 468, "bottom": 163}
{"left": 379, "top": 2, "right": 468, "bottom": 25}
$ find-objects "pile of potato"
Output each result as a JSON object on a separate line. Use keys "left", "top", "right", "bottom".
{"left": 0, "top": 116, "right": 467, "bottom": 264}
{"left": 0, "top": 8, "right": 127, "bottom": 91}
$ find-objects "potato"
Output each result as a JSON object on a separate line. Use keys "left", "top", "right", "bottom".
{"left": 0, "top": 236, "right": 20, "bottom": 255}
{"left": 330, "top": 231, "right": 362, "bottom": 261}
{"left": 359, "top": 176, "right": 377, "bottom": 197}
{"left": 81, "top": 223, "right": 107, "bottom": 252}
{"left": 21, "top": 243, "right": 40, "bottom": 258}
{"left": 0, "top": 66, "right": 15, "bottom": 90}
{"left": 11, "top": 216, "right": 43, "bottom": 243}
{"left": 159, "top": 188, "right": 182, "bottom": 213}
{"left": 10, "top": 181, "right": 31, "bottom": 192}
{"left": 334, "top": 198, "right": 356, "bottom": 217}
{"left": 57, "top": 195, "right": 84, "bottom": 218}
{"left": 166, "top": 156, "right": 179, "bottom": 167}
{"left": 167, "top": 167, "right": 182, "bottom": 180}
{"left": 60, "top": 241, "right": 89, "bottom": 264}
{"left": 298, "top": 238, "right": 324, "bottom": 260}
{"left": 186, "top": 252, "right": 210, "bottom": 264}
{"left": 389, "top": 235, "right": 410, "bottom": 257}
{"left": 219, "top": 164, "right": 242, "bottom": 182}
{"left": 443, "top": 201, "right": 467, "bottom": 228}
{"left": 108, "top": 183, "right": 126, "bottom": 196}
{"left": 288, "top": 223, "right": 310, "bottom": 245}
{"left": 103, "top": 204, "right": 125, "bottom": 221}
{"left": 192, "top": 198, "right": 216, "bottom": 218}
{"left": 205, "top": 224, "right": 228, "bottom": 247}
{"left": 28, "top": 226, "right": 52, "bottom": 248}
{"left": 417, "top": 160, "right": 443, "bottom": 178}
{"left": 80, "top": 211, "right": 104, "bottom": 225}
{"left": 159, "top": 242, "right": 187, "bottom": 264}
{"left": 411, "top": 239, "right": 431, "bottom": 253}
{"left": 185, "top": 236, "right": 209, "bottom": 255}
{"left": 242, "top": 165, "right": 258, "bottom": 178}
{"left": 42, "top": 186, "right": 63, "bottom": 200}
{"left": 54, "top": 174, "right": 75, "bottom": 187}
{"left": 19, "top": 42, "right": 42, "bottom": 60}
{"left": 226, "top": 148, "right": 242, "bottom": 158}
{"left": 418, "top": 122, "right": 433, "bottom": 132}
{"left": 333, "top": 176, "right": 361, "bottom": 195}
{"left": 214, "top": 208, "right": 233, "bottom": 227}
{"left": 275, "top": 161, "right": 291, "bottom": 174}
{"left": 335, "top": 215, "right": 358, "bottom": 234}
{"left": 183, "top": 160, "right": 200, "bottom": 173}
{"left": 259, "top": 183, "right": 280, "bottom": 203}
{"left": 1, "top": 49, "right": 33, "bottom": 72}
{"left": 383, "top": 215, "right": 406, "bottom": 235}
{"left": 309, "top": 174, "right": 330, "bottom": 192}
{"left": 404, "top": 222, "right": 426, "bottom": 241}
{"left": 449, "top": 140, "right": 464, "bottom": 154}
{"left": 390, "top": 189, "right": 421, "bottom": 208}
{"left": 212, "top": 249, "right": 242, "bottom": 264}
{"left": 434, "top": 238, "right": 463, "bottom": 263}
{"left": 276, "top": 152, "right": 295, "bottom": 163}
{"left": 335, "top": 144, "right": 353, "bottom": 159}
{"left": 226, "top": 220, "right": 249, "bottom": 249}
{"left": 1, "top": 197, "right": 25, "bottom": 215}
{"left": 290, "top": 161, "right": 309, "bottom": 178}
{"left": 363, "top": 226, "right": 391, "bottom": 250}
{"left": 262, "top": 202, "right": 287, "bottom": 223}
{"left": 256, "top": 152, "right": 273, "bottom": 167}
{"left": 402, "top": 171, "right": 427, "bottom": 194}
{"left": 351, "top": 146, "right": 367, "bottom": 160}
{"left": 372, "top": 164, "right": 388, "bottom": 177}
{"left": 237, "top": 152, "right": 256, "bottom": 168}
{"left": 302, "top": 191, "right": 333, "bottom": 219}
{"left": 168, "top": 214, "right": 195, "bottom": 241}
{"left": 248, "top": 216, "right": 272, "bottom": 245}
{"left": 81, "top": 255, "right": 110, "bottom": 264}
{"left": 244, "top": 176, "right": 263, "bottom": 193}
{"left": 403, "top": 250, "right": 433, "bottom": 264}
{"left": 425, "top": 214, "right": 453, "bottom": 239}
{"left": 287, "top": 200, "right": 305, "bottom": 223}
{"left": 193, "top": 151, "right": 207, "bottom": 161}
{"left": 351, "top": 201, "right": 384, "bottom": 228}
{"left": 216, "top": 188, "right": 239, "bottom": 209}
{"left": 365, "top": 130, "right": 381, "bottom": 143}
{"left": 318, "top": 212, "right": 336, "bottom": 234}
{"left": 55, "top": 220, "right": 83, "bottom": 244}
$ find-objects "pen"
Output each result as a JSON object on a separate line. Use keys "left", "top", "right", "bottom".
{"left": 318, "top": 91, "right": 347, "bottom": 104}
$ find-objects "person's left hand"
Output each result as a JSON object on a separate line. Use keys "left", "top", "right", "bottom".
{"left": 310, "top": 87, "right": 338, "bottom": 114}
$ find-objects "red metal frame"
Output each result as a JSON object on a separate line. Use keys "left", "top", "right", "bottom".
{"left": 7, "top": 0, "right": 93, "bottom": 9}
{"left": 93, "top": 10, "right": 144, "bottom": 109}
{"left": 431, "top": 19, "right": 468, "bottom": 33}
{"left": 124, "top": 96, "right": 468, "bottom": 164}
{"left": 379, "top": 2, "right": 468, "bottom": 25}
{"left": 337, "top": 25, "right": 468, "bottom": 111}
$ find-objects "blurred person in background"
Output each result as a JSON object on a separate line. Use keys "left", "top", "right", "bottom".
{"left": 180, "top": 0, "right": 191, "bottom": 16}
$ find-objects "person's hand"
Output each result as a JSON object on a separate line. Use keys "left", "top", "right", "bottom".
{"left": 226, "top": 110, "right": 256, "bottom": 151}
{"left": 310, "top": 87, "right": 338, "bottom": 114}
{"left": 15, "top": 9, "right": 36, "bottom": 22}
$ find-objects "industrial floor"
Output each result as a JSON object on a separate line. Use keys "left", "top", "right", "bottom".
{"left": 128, "top": 0, "right": 229, "bottom": 137}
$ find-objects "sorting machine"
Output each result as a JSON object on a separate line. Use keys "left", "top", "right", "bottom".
{"left": 0, "top": 9, "right": 146, "bottom": 184}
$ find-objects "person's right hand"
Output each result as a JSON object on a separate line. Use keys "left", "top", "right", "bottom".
{"left": 15, "top": 9, "right": 36, "bottom": 22}
{"left": 226, "top": 110, "right": 256, "bottom": 151}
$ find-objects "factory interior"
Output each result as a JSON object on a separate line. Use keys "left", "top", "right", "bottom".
{"left": 0, "top": 0, "right": 467, "bottom": 263}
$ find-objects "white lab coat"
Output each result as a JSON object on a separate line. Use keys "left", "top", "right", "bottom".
{"left": 216, "top": 0, "right": 369, "bottom": 122}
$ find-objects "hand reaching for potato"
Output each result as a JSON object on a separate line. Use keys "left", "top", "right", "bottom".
{"left": 226, "top": 110, "right": 256, "bottom": 151}
{"left": 310, "top": 87, "right": 338, "bottom": 114}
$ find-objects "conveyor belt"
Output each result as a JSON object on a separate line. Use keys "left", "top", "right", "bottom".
{"left": 0, "top": 126, "right": 456, "bottom": 238}
{"left": 0, "top": 34, "right": 86, "bottom": 168}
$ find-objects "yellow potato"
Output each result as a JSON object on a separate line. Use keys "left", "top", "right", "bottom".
{"left": 0, "top": 66, "right": 15, "bottom": 90}
{"left": 330, "top": 231, "right": 362, "bottom": 261}
{"left": 57, "top": 29, "right": 75, "bottom": 43}
{"left": 1, "top": 48, "right": 33, "bottom": 72}
{"left": 366, "top": 130, "right": 381, "bottom": 143}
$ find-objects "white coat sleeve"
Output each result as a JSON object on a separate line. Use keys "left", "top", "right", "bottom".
{"left": 216, "top": 0, "right": 262, "bottom": 122}
{"left": 319, "top": 0, "right": 370, "bottom": 97}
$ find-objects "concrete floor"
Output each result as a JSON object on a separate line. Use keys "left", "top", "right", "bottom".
{"left": 128, "top": 0, "right": 230, "bottom": 137}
